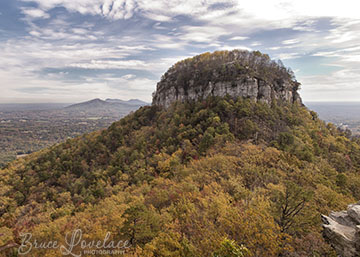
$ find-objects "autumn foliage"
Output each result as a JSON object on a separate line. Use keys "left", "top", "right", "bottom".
{"left": 1, "top": 96, "right": 359, "bottom": 256}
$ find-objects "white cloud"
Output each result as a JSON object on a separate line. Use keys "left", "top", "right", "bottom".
{"left": 150, "top": 34, "right": 187, "bottom": 49}
{"left": 70, "top": 59, "right": 149, "bottom": 69}
{"left": 300, "top": 67, "right": 360, "bottom": 101}
{"left": 268, "top": 46, "right": 281, "bottom": 50}
{"left": 229, "top": 36, "right": 249, "bottom": 41}
{"left": 22, "top": 8, "right": 50, "bottom": 19}
{"left": 251, "top": 41, "right": 261, "bottom": 47}
{"left": 107, "top": 0, "right": 137, "bottom": 19}
{"left": 274, "top": 52, "right": 300, "bottom": 60}
{"left": 219, "top": 45, "right": 252, "bottom": 51}
{"left": 180, "top": 25, "right": 231, "bottom": 43}
{"left": 121, "top": 74, "right": 136, "bottom": 79}
{"left": 8, "top": 0, "right": 360, "bottom": 102}
{"left": 71, "top": 28, "right": 88, "bottom": 34}
{"left": 282, "top": 39, "right": 300, "bottom": 45}
{"left": 20, "top": 0, "right": 360, "bottom": 23}
{"left": 0, "top": 28, "right": 192, "bottom": 102}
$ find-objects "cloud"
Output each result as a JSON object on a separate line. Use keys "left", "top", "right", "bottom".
{"left": 180, "top": 25, "right": 231, "bottom": 43}
{"left": 103, "top": 0, "right": 137, "bottom": 19}
{"left": 229, "top": 36, "right": 249, "bottom": 41}
{"left": 20, "top": 0, "right": 360, "bottom": 24}
{"left": 0, "top": 24, "right": 191, "bottom": 103}
{"left": 22, "top": 8, "right": 50, "bottom": 19}
{"left": 274, "top": 52, "right": 300, "bottom": 60}
{"left": 121, "top": 74, "right": 136, "bottom": 79}
{"left": 251, "top": 42, "right": 261, "bottom": 47}
{"left": 70, "top": 59, "right": 150, "bottom": 69}
{"left": 219, "top": 45, "right": 252, "bottom": 51}
{"left": 299, "top": 67, "right": 360, "bottom": 101}
{"left": 282, "top": 39, "right": 300, "bottom": 45}
{"left": 2, "top": 0, "right": 360, "bottom": 102}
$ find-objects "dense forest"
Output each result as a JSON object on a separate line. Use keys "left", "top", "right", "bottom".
{"left": 1, "top": 95, "right": 360, "bottom": 256}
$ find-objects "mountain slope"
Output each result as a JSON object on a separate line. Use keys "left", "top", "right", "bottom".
{"left": 65, "top": 98, "right": 106, "bottom": 109}
{"left": 1, "top": 50, "right": 360, "bottom": 256}
{"left": 2, "top": 97, "right": 360, "bottom": 256}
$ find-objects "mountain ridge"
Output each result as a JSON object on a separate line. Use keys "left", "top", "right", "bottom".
{"left": 65, "top": 98, "right": 149, "bottom": 110}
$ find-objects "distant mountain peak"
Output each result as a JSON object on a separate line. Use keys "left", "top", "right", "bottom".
{"left": 88, "top": 98, "right": 105, "bottom": 103}
{"left": 65, "top": 98, "right": 149, "bottom": 110}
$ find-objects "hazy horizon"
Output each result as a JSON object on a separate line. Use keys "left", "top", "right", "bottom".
{"left": 0, "top": 97, "right": 151, "bottom": 104}
{"left": 1, "top": 99, "right": 360, "bottom": 105}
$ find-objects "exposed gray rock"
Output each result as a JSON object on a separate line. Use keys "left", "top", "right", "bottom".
{"left": 152, "top": 50, "right": 302, "bottom": 107}
{"left": 322, "top": 202, "right": 360, "bottom": 256}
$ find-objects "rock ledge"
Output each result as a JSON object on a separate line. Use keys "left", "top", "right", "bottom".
{"left": 322, "top": 202, "right": 360, "bottom": 257}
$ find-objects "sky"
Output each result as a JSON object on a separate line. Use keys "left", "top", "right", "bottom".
{"left": 0, "top": 0, "right": 360, "bottom": 103}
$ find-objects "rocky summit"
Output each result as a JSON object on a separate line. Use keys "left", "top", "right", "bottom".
{"left": 152, "top": 50, "right": 302, "bottom": 107}
{"left": 322, "top": 202, "right": 360, "bottom": 257}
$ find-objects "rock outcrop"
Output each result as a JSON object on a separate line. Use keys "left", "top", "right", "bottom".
{"left": 322, "top": 202, "right": 360, "bottom": 257}
{"left": 152, "top": 50, "right": 302, "bottom": 107}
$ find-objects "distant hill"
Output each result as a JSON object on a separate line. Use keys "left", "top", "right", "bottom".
{"left": 65, "top": 98, "right": 149, "bottom": 115}
{"left": 66, "top": 98, "right": 149, "bottom": 109}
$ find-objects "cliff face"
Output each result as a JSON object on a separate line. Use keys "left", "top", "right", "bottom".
{"left": 322, "top": 202, "right": 360, "bottom": 257}
{"left": 152, "top": 50, "right": 302, "bottom": 107}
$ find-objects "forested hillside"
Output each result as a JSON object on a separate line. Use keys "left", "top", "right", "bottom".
{"left": 1, "top": 95, "right": 360, "bottom": 256}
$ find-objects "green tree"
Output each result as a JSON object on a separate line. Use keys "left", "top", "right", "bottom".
{"left": 270, "top": 182, "right": 313, "bottom": 234}
{"left": 213, "top": 238, "right": 250, "bottom": 257}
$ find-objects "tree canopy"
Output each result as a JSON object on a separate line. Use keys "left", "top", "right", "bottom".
{"left": 1, "top": 96, "right": 359, "bottom": 256}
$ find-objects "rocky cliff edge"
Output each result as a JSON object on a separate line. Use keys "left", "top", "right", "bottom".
{"left": 152, "top": 50, "right": 302, "bottom": 107}
{"left": 322, "top": 202, "right": 360, "bottom": 257}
